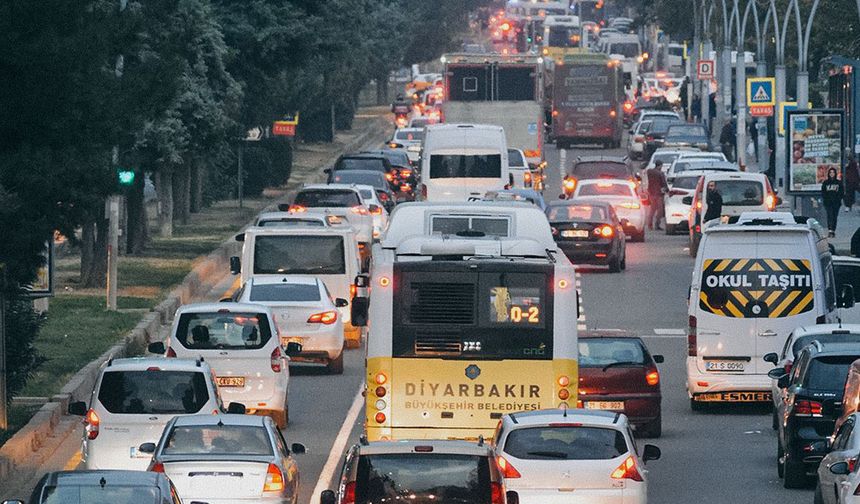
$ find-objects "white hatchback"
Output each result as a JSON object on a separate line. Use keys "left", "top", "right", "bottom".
{"left": 233, "top": 276, "right": 347, "bottom": 374}
{"left": 151, "top": 302, "right": 301, "bottom": 428}
{"left": 572, "top": 178, "right": 646, "bottom": 242}
{"left": 493, "top": 409, "right": 661, "bottom": 504}
{"left": 68, "top": 357, "right": 225, "bottom": 471}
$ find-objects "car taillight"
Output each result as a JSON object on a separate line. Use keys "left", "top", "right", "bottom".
{"left": 619, "top": 202, "right": 641, "bottom": 209}
{"left": 344, "top": 482, "right": 356, "bottom": 504}
{"left": 399, "top": 169, "right": 412, "bottom": 178}
{"left": 497, "top": 455, "right": 521, "bottom": 478}
{"left": 593, "top": 225, "right": 614, "bottom": 237}
{"left": 263, "top": 463, "right": 285, "bottom": 492}
{"left": 350, "top": 205, "right": 369, "bottom": 215}
{"left": 350, "top": 284, "right": 357, "bottom": 298}
{"left": 378, "top": 191, "right": 389, "bottom": 201}
{"left": 307, "top": 310, "right": 338, "bottom": 325}
{"left": 85, "top": 408, "right": 100, "bottom": 440}
{"left": 490, "top": 482, "right": 504, "bottom": 504}
{"left": 766, "top": 193, "right": 776, "bottom": 210}
{"left": 150, "top": 462, "right": 164, "bottom": 473}
{"left": 611, "top": 455, "right": 643, "bottom": 481}
{"left": 563, "top": 178, "right": 576, "bottom": 192}
{"left": 793, "top": 399, "right": 823, "bottom": 417}
{"left": 609, "top": 109, "right": 617, "bottom": 118}
{"left": 288, "top": 204, "right": 306, "bottom": 213}
{"left": 688, "top": 315, "right": 697, "bottom": 356}
{"left": 271, "top": 346, "right": 284, "bottom": 373}
{"left": 646, "top": 369, "right": 660, "bottom": 386}
{"left": 166, "top": 347, "right": 177, "bottom": 358}
{"left": 385, "top": 173, "right": 394, "bottom": 181}
{"left": 849, "top": 457, "right": 858, "bottom": 472}
{"left": 369, "top": 206, "right": 382, "bottom": 216}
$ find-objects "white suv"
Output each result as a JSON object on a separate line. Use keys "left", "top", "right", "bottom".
{"left": 288, "top": 184, "right": 374, "bottom": 249}
{"left": 149, "top": 302, "right": 301, "bottom": 428}
{"left": 493, "top": 409, "right": 661, "bottom": 504}
{"left": 68, "top": 357, "right": 228, "bottom": 471}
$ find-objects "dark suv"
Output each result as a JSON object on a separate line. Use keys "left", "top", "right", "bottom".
{"left": 563, "top": 156, "right": 635, "bottom": 197}
{"left": 773, "top": 341, "right": 860, "bottom": 488}
{"left": 327, "top": 154, "right": 397, "bottom": 190}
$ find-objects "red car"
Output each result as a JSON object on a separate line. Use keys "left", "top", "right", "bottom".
{"left": 578, "top": 330, "right": 663, "bottom": 437}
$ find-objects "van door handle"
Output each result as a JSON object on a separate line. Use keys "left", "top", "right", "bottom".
{"left": 699, "top": 330, "right": 720, "bottom": 335}
{"left": 759, "top": 330, "right": 778, "bottom": 337}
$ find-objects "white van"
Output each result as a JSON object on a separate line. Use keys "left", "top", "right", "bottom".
{"left": 420, "top": 123, "right": 509, "bottom": 201}
{"left": 231, "top": 226, "right": 363, "bottom": 348}
{"left": 687, "top": 212, "right": 838, "bottom": 408}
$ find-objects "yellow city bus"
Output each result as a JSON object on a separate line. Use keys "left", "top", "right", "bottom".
{"left": 351, "top": 236, "right": 578, "bottom": 441}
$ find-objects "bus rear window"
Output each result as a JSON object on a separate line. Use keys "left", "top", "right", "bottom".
{"left": 714, "top": 180, "right": 764, "bottom": 206}
{"left": 253, "top": 235, "right": 345, "bottom": 275}
{"left": 430, "top": 154, "right": 502, "bottom": 179}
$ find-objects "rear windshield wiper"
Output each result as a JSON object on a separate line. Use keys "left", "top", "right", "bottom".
{"left": 526, "top": 450, "right": 568, "bottom": 459}
{"left": 602, "top": 361, "right": 642, "bottom": 372}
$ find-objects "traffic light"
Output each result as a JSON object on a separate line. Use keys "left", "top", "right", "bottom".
{"left": 116, "top": 168, "right": 135, "bottom": 188}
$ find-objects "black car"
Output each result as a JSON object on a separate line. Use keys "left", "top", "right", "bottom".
{"left": 362, "top": 149, "right": 418, "bottom": 199}
{"left": 773, "top": 341, "right": 860, "bottom": 488}
{"left": 563, "top": 156, "right": 635, "bottom": 197}
{"left": 546, "top": 199, "right": 626, "bottom": 272}
{"left": 6, "top": 470, "right": 181, "bottom": 504}
{"left": 642, "top": 117, "right": 684, "bottom": 158}
{"left": 664, "top": 124, "right": 711, "bottom": 151}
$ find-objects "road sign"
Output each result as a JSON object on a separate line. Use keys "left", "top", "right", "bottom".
{"left": 750, "top": 105, "right": 773, "bottom": 117}
{"left": 747, "top": 77, "right": 775, "bottom": 107}
{"left": 697, "top": 60, "right": 714, "bottom": 80}
{"left": 273, "top": 121, "right": 296, "bottom": 137}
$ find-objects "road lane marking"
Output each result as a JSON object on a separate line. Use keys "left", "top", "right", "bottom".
{"left": 64, "top": 451, "right": 82, "bottom": 471}
{"left": 310, "top": 384, "right": 364, "bottom": 504}
{"left": 221, "top": 276, "right": 242, "bottom": 299}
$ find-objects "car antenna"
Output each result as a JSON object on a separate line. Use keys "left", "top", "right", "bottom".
{"left": 99, "top": 477, "right": 106, "bottom": 488}
{"left": 562, "top": 402, "right": 568, "bottom": 418}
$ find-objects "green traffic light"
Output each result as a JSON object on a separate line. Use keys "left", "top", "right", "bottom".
{"left": 117, "top": 169, "right": 135, "bottom": 186}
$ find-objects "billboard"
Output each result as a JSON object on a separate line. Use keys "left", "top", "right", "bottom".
{"left": 786, "top": 109, "right": 844, "bottom": 194}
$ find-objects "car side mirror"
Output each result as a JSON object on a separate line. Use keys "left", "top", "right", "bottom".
{"left": 227, "top": 402, "right": 246, "bottom": 414}
{"left": 767, "top": 367, "right": 786, "bottom": 379}
{"left": 777, "top": 374, "right": 791, "bottom": 389}
{"left": 643, "top": 444, "right": 661, "bottom": 462}
{"left": 320, "top": 490, "right": 337, "bottom": 504}
{"left": 230, "top": 256, "right": 241, "bottom": 275}
{"left": 234, "top": 233, "right": 245, "bottom": 242}
{"left": 291, "top": 443, "right": 306, "bottom": 454}
{"left": 763, "top": 352, "right": 779, "bottom": 364}
{"left": 830, "top": 461, "right": 851, "bottom": 475}
{"left": 838, "top": 284, "right": 856, "bottom": 309}
{"left": 335, "top": 298, "right": 349, "bottom": 308}
{"left": 148, "top": 342, "right": 166, "bottom": 355}
{"left": 682, "top": 196, "right": 693, "bottom": 205}
{"left": 285, "top": 341, "right": 302, "bottom": 356}
{"left": 68, "top": 401, "right": 87, "bottom": 416}
{"left": 506, "top": 491, "right": 520, "bottom": 504}
{"left": 652, "top": 354, "right": 664, "bottom": 364}
{"left": 138, "top": 442, "right": 156, "bottom": 454}
{"left": 278, "top": 203, "right": 290, "bottom": 212}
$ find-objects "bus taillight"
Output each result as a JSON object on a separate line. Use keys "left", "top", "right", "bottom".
{"left": 375, "top": 372, "right": 388, "bottom": 385}
{"left": 557, "top": 375, "right": 570, "bottom": 387}
{"left": 558, "top": 389, "right": 570, "bottom": 400}
{"left": 375, "top": 412, "right": 386, "bottom": 423}
{"left": 375, "top": 386, "right": 386, "bottom": 397}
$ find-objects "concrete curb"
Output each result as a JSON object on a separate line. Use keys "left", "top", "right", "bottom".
{"left": 0, "top": 112, "right": 389, "bottom": 488}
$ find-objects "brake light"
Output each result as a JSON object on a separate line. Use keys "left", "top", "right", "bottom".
{"left": 558, "top": 389, "right": 570, "bottom": 400}
{"left": 344, "top": 481, "right": 356, "bottom": 504}
{"left": 263, "top": 463, "right": 285, "bottom": 492}
{"left": 375, "top": 372, "right": 387, "bottom": 384}
{"left": 766, "top": 193, "right": 776, "bottom": 210}
{"left": 85, "top": 409, "right": 100, "bottom": 440}
{"left": 497, "top": 455, "right": 521, "bottom": 478}
{"left": 619, "top": 202, "right": 640, "bottom": 209}
{"left": 611, "top": 455, "right": 643, "bottom": 481}
{"left": 288, "top": 204, "right": 306, "bottom": 213}
{"left": 399, "top": 169, "right": 412, "bottom": 178}
{"left": 166, "top": 347, "right": 177, "bottom": 358}
{"left": 379, "top": 276, "right": 391, "bottom": 287}
{"left": 849, "top": 457, "right": 857, "bottom": 472}
{"left": 793, "top": 399, "right": 823, "bottom": 417}
{"left": 623, "top": 101, "right": 634, "bottom": 111}
{"left": 563, "top": 178, "right": 576, "bottom": 191}
{"left": 369, "top": 206, "right": 382, "bottom": 216}
{"left": 350, "top": 284, "right": 357, "bottom": 298}
{"left": 378, "top": 192, "right": 389, "bottom": 201}
{"left": 271, "top": 346, "right": 284, "bottom": 373}
{"left": 593, "top": 225, "right": 614, "bottom": 237}
{"left": 385, "top": 173, "right": 394, "bottom": 181}
{"left": 150, "top": 462, "right": 164, "bottom": 473}
{"left": 524, "top": 171, "right": 532, "bottom": 183}
{"left": 350, "top": 205, "right": 369, "bottom": 215}
{"left": 688, "top": 315, "right": 697, "bottom": 356}
{"left": 490, "top": 482, "right": 504, "bottom": 504}
{"left": 307, "top": 310, "right": 338, "bottom": 324}
{"left": 696, "top": 200, "right": 702, "bottom": 209}
{"left": 609, "top": 109, "right": 617, "bottom": 118}
{"left": 646, "top": 369, "right": 660, "bottom": 386}
{"left": 375, "top": 412, "right": 386, "bottom": 423}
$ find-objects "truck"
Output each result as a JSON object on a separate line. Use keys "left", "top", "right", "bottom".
{"left": 441, "top": 53, "right": 544, "bottom": 168}
{"left": 546, "top": 52, "right": 623, "bottom": 149}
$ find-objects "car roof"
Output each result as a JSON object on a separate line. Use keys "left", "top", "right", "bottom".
{"left": 172, "top": 413, "right": 267, "bottom": 427}
{"left": 673, "top": 170, "right": 712, "bottom": 178}
{"left": 680, "top": 161, "right": 738, "bottom": 170}
{"left": 256, "top": 212, "right": 327, "bottom": 222}
{"left": 793, "top": 324, "right": 860, "bottom": 338}
{"left": 395, "top": 127, "right": 423, "bottom": 134}
{"left": 834, "top": 255, "right": 860, "bottom": 265}
{"left": 40, "top": 470, "right": 168, "bottom": 488}
{"left": 703, "top": 171, "right": 766, "bottom": 181}
{"left": 175, "top": 302, "right": 273, "bottom": 315}
{"left": 579, "top": 329, "right": 641, "bottom": 339}
{"left": 803, "top": 342, "right": 860, "bottom": 358}
{"left": 103, "top": 357, "right": 208, "bottom": 372}
{"left": 301, "top": 183, "right": 361, "bottom": 192}
{"left": 355, "top": 440, "right": 494, "bottom": 456}
{"left": 575, "top": 156, "right": 627, "bottom": 164}
{"left": 248, "top": 276, "right": 319, "bottom": 287}
{"left": 549, "top": 198, "right": 612, "bottom": 208}
{"left": 341, "top": 152, "right": 386, "bottom": 160}
{"left": 506, "top": 408, "right": 624, "bottom": 427}
{"left": 332, "top": 169, "right": 386, "bottom": 178}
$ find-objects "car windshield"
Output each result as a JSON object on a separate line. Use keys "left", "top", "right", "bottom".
{"left": 254, "top": 235, "right": 346, "bottom": 275}
{"left": 713, "top": 180, "right": 764, "bottom": 206}
{"left": 429, "top": 154, "right": 502, "bottom": 179}
{"left": 579, "top": 338, "right": 646, "bottom": 367}
{"left": 667, "top": 125, "right": 707, "bottom": 137}
{"left": 98, "top": 370, "right": 210, "bottom": 414}
{"left": 672, "top": 176, "right": 700, "bottom": 190}
{"left": 547, "top": 204, "right": 608, "bottom": 221}
{"left": 805, "top": 356, "right": 856, "bottom": 390}
{"left": 395, "top": 130, "right": 424, "bottom": 141}
{"left": 249, "top": 283, "right": 320, "bottom": 302}
{"left": 162, "top": 425, "right": 273, "bottom": 456}
{"left": 382, "top": 151, "right": 410, "bottom": 167}
{"left": 337, "top": 158, "right": 385, "bottom": 171}
{"left": 571, "top": 162, "right": 629, "bottom": 179}
{"left": 175, "top": 311, "right": 272, "bottom": 350}
{"left": 333, "top": 171, "right": 386, "bottom": 188}
{"left": 41, "top": 485, "right": 160, "bottom": 504}
{"left": 508, "top": 149, "right": 525, "bottom": 167}
{"left": 578, "top": 182, "right": 634, "bottom": 197}
{"left": 258, "top": 218, "right": 325, "bottom": 228}
{"left": 294, "top": 190, "right": 361, "bottom": 208}
{"left": 649, "top": 118, "right": 682, "bottom": 134}
{"left": 355, "top": 454, "right": 491, "bottom": 504}
{"left": 504, "top": 426, "right": 628, "bottom": 460}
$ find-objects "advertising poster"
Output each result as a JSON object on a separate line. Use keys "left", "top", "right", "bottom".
{"left": 786, "top": 110, "right": 844, "bottom": 193}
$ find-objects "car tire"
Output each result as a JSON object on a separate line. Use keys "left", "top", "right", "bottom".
{"left": 620, "top": 251, "right": 627, "bottom": 270}
{"left": 690, "top": 398, "right": 704, "bottom": 412}
{"left": 783, "top": 458, "right": 807, "bottom": 489}
{"left": 813, "top": 482, "right": 824, "bottom": 504}
{"left": 608, "top": 254, "right": 622, "bottom": 273}
{"left": 777, "top": 444, "right": 785, "bottom": 478}
{"left": 327, "top": 350, "right": 345, "bottom": 375}
{"left": 638, "top": 415, "right": 662, "bottom": 438}
{"left": 665, "top": 223, "right": 676, "bottom": 235}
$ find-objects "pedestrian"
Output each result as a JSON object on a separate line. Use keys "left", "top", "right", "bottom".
{"left": 843, "top": 152, "right": 859, "bottom": 212}
{"left": 645, "top": 160, "right": 669, "bottom": 230}
{"left": 703, "top": 180, "right": 723, "bottom": 223}
{"left": 691, "top": 94, "right": 701, "bottom": 123}
{"left": 719, "top": 118, "right": 736, "bottom": 163}
{"left": 821, "top": 167, "right": 844, "bottom": 237}
{"left": 748, "top": 120, "right": 759, "bottom": 163}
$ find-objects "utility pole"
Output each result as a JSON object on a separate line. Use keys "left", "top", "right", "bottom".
{"left": 0, "top": 264, "right": 7, "bottom": 430}
{"left": 238, "top": 141, "right": 244, "bottom": 209}
{"left": 106, "top": 195, "right": 120, "bottom": 311}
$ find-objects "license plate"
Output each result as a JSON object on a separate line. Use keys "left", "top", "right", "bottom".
{"left": 705, "top": 361, "right": 746, "bottom": 372}
{"left": 696, "top": 391, "right": 772, "bottom": 402}
{"left": 216, "top": 376, "right": 245, "bottom": 387}
{"left": 584, "top": 401, "right": 624, "bottom": 410}
{"left": 561, "top": 230, "right": 590, "bottom": 238}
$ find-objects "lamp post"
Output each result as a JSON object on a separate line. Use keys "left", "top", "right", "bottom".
{"left": 699, "top": 0, "right": 715, "bottom": 134}
{"left": 732, "top": 0, "right": 765, "bottom": 171}
{"left": 794, "top": 0, "right": 821, "bottom": 111}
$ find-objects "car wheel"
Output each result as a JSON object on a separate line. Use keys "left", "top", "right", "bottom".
{"left": 783, "top": 458, "right": 808, "bottom": 489}
{"left": 638, "top": 415, "right": 662, "bottom": 438}
{"left": 327, "top": 349, "right": 345, "bottom": 375}
{"left": 665, "top": 223, "right": 676, "bottom": 235}
{"left": 690, "top": 397, "right": 704, "bottom": 412}
{"left": 777, "top": 444, "right": 785, "bottom": 478}
{"left": 608, "top": 254, "right": 622, "bottom": 273}
{"left": 813, "top": 482, "right": 824, "bottom": 504}
{"left": 620, "top": 251, "right": 627, "bottom": 270}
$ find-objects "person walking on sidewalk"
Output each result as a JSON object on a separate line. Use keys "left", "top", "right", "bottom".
{"left": 844, "top": 152, "right": 859, "bottom": 212}
{"left": 645, "top": 160, "right": 669, "bottom": 230}
{"left": 822, "top": 167, "right": 844, "bottom": 237}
